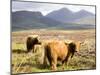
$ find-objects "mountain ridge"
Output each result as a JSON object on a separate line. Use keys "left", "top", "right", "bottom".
{"left": 46, "top": 8, "right": 95, "bottom": 23}
{"left": 12, "top": 11, "right": 63, "bottom": 31}
{"left": 12, "top": 8, "right": 95, "bottom": 31}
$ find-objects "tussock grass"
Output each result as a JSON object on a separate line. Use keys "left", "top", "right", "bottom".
{"left": 11, "top": 29, "right": 96, "bottom": 74}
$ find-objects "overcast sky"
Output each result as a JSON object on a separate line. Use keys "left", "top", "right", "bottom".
{"left": 12, "top": 1, "right": 95, "bottom": 15}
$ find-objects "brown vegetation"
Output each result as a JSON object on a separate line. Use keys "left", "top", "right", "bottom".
{"left": 12, "top": 29, "right": 96, "bottom": 74}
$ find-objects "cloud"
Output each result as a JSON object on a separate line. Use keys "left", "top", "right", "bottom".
{"left": 12, "top": 1, "right": 95, "bottom": 15}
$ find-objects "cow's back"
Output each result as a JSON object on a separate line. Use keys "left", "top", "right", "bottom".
{"left": 47, "top": 40, "right": 68, "bottom": 61}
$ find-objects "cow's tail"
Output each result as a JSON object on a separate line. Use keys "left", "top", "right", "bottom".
{"left": 68, "top": 42, "right": 76, "bottom": 58}
{"left": 65, "top": 42, "right": 76, "bottom": 58}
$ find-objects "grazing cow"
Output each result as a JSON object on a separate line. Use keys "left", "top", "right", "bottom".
{"left": 34, "top": 44, "right": 45, "bottom": 64}
{"left": 43, "top": 40, "right": 81, "bottom": 70}
{"left": 66, "top": 41, "right": 81, "bottom": 57}
{"left": 64, "top": 40, "right": 81, "bottom": 52}
{"left": 26, "top": 36, "right": 81, "bottom": 70}
{"left": 26, "top": 35, "right": 41, "bottom": 52}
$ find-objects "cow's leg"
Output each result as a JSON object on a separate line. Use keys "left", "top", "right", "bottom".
{"left": 43, "top": 47, "right": 50, "bottom": 68}
{"left": 27, "top": 49, "right": 31, "bottom": 53}
{"left": 62, "top": 60, "right": 66, "bottom": 70}
{"left": 62, "top": 56, "right": 70, "bottom": 70}
{"left": 32, "top": 45, "right": 34, "bottom": 53}
{"left": 43, "top": 56, "right": 48, "bottom": 68}
{"left": 51, "top": 55, "right": 57, "bottom": 71}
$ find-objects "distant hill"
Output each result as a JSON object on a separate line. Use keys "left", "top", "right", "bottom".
{"left": 12, "top": 11, "right": 62, "bottom": 31}
{"left": 74, "top": 9, "right": 94, "bottom": 19}
{"left": 46, "top": 8, "right": 95, "bottom": 24}
{"left": 12, "top": 9, "right": 95, "bottom": 31}
{"left": 72, "top": 16, "right": 95, "bottom": 25}
{"left": 46, "top": 8, "right": 74, "bottom": 23}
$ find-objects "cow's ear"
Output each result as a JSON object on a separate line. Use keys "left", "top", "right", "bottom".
{"left": 80, "top": 41, "right": 84, "bottom": 45}
{"left": 64, "top": 42, "right": 68, "bottom": 45}
{"left": 64, "top": 41, "right": 69, "bottom": 45}
{"left": 38, "top": 42, "right": 42, "bottom": 45}
{"left": 75, "top": 41, "right": 81, "bottom": 52}
{"left": 37, "top": 39, "right": 42, "bottom": 44}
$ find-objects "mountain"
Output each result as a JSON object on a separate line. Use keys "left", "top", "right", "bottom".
{"left": 46, "top": 8, "right": 74, "bottom": 23}
{"left": 46, "top": 8, "right": 95, "bottom": 24}
{"left": 12, "top": 9, "right": 95, "bottom": 31}
{"left": 74, "top": 9, "right": 94, "bottom": 19}
{"left": 72, "top": 16, "right": 95, "bottom": 25}
{"left": 12, "top": 11, "right": 62, "bottom": 31}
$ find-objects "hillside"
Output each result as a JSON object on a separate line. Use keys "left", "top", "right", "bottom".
{"left": 12, "top": 11, "right": 62, "bottom": 31}
{"left": 72, "top": 16, "right": 95, "bottom": 25}
{"left": 12, "top": 8, "right": 95, "bottom": 31}
{"left": 46, "top": 8, "right": 95, "bottom": 24}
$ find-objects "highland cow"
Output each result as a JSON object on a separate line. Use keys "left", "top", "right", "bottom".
{"left": 26, "top": 36, "right": 81, "bottom": 70}
{"left": 43, "top": 40, "right": 81, "bottom": 70}
{"left": 26, "top": 35, "right": 41, "bottom": 52}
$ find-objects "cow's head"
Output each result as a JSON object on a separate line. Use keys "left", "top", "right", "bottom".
{"left": 26, "top": 35, "right": 41, "bottom": 52}
{"left": 75, "top": 41, "right": 82, "bottom": 52}
{"left": 65, "top": 40, "right": 82, "bottom": 58}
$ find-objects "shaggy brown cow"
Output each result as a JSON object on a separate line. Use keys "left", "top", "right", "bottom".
{"left": 26, "top": 35, "right": 41, "bottom": 52}
{"left": 26, "top": 35, "right": 81, "bottom": 70}
{"left": 66, "top": 41, "right": 81, "bottom": 58}
{"left": 43, "top": 40, "right": 81, "bottom": 70}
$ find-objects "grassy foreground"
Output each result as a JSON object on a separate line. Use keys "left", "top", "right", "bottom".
{"left": 11, "top": 29, "right": 96, "bottom": 74}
